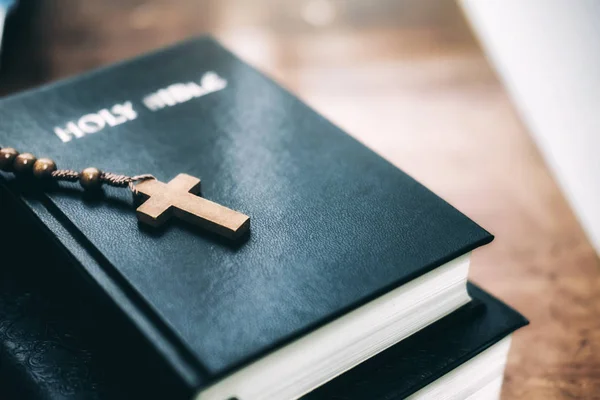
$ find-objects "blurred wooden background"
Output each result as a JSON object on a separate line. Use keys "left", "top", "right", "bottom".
{"left": 1, "top": 0, "right": 599, "bottom": 398}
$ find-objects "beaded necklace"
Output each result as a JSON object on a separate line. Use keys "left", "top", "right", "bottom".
{"left": 0, "top": 146, "right": 250, "bottom": 239}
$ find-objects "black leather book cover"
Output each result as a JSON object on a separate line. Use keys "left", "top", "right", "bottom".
{"left": 0, "top": 37, "right": 493, "bottom": 389}
{"left": 0, "top": 192, "right": 190, "bottom": 400}
{"left": 0, "top": 210, "right": 527, "bottom": 399}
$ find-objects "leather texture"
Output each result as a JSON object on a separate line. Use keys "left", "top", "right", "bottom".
{"left": 0, "top": 193, "right": 190, "bottom": 400}
{"left": 0, "top": 37, "right": 493, "bottom": 385}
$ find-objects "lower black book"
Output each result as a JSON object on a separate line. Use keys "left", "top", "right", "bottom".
{"left": 0, "top": 212, "right": 527, "bottom": 400}
{"left": 305, "top": 284, "right": 527, "bottom": 400}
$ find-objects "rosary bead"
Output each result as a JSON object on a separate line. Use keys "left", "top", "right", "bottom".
{"left": 0, "top": 148, "right": 19, "bottom": 171}
{"left": 33, "top": 158, "right": 57, "bottom": 179}
{"left": 80, "top": 167, "right": 103, "bottom": 190}
{"left": 13, "top": 153, "right": 37, "bottom": 174}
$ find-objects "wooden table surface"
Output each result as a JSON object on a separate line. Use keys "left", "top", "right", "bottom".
{"left": 1, "top": 1, "right": 599, "bottom": 398}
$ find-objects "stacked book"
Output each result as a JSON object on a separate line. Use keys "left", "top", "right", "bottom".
{"left": 0, "top": 37, "right": 527, "bottom": 400}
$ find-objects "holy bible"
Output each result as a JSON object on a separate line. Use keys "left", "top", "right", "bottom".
{"left": 0, "top": 37, "right": 493, "bottom": 399}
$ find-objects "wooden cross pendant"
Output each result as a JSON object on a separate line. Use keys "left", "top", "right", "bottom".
{"left": 135, "top": 174, "right": 250, "bottom": 239}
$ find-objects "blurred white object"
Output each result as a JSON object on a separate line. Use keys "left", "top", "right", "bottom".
{"left": 0, "top": 0, "right": 17, "bottom": 55}
{"left": 0, "top": 7, "right": 6, "bottom": 50}
{"left": 462, "top": 0, "right": 600, "bottom": 255}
